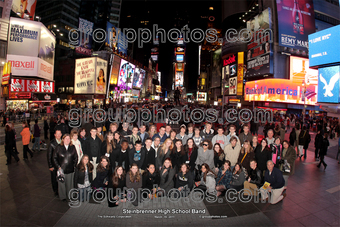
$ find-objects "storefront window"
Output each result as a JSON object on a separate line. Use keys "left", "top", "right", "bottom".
{"left": 6, "top": 100, "right": 28, "bottom": 111}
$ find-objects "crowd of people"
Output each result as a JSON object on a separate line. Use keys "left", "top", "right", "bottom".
{"left": 4, "top": 104, "right": 340, "bottom": 208}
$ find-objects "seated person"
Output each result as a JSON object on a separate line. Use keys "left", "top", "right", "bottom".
{"left": 175, "top": 163, "right": 194, "bottom": 196}
{"left": 215, "top": 160, "right": 233, "bottom": 197}
{"left": 229, "top": 163, "right": 246, "bottom": 192}
{"left": 194, "top": 163, "right": 216, "bottom": 194}
{"left": 243, "top": 159, "right": 262, "bottom": 196}
{"left": 142, "top": 164, "right": 160, "bottom": 199}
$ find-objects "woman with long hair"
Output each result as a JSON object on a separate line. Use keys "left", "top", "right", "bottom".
{"left": 142, "top": 164, "right": 160, "bottom": 199}
{"left": 170, "top": 140, "right": 187, "bottom": 172}
{"left": 175, "top": 163, "right": 194, "bottom": 193}
{"left": 126, "top": 163, "right": 142, "bottom": 206}
{"left": 215, "top": 160, "right": 232, "bottom": 196}
{"left": 251, "top": 135, "right": 259, "bottom": 151}
{"left": 159, "top": 158, "right": 176, "bottom": 196}
{"left": 213, "top": 143, "right": 225, "bottom": 170}
{"left": 113, "top": 131, "right": 122, "bottom": 149}
{"left": 5, "top": 124, "right": 19, "bottom": 165}
{"left": 255, "top": 138, "right": 272, "bottom": 175}
{"left": 229, "top": 163, "right": 246, "bottom": 192}
{"left": 281, "top": 140, "right": 297, "bottom": 187}
{"left": 53, "top": 134, "right": 78, "bottom": 201}
{"left": 148, "top": 125, "right": 157, "bottom": 139}
{"left": 270, "top": 137, "right": 283, "bottom": 167}
{"left": 184, "top": 138, "right": 198, "bottom": 171}
{"left": 20, "top": 121, "right": 33, "bottom": 160}
{"left": 156, "top": 138, "right": 174, "bottom": 170}
{"left": 91, "top": 156, "right": 110, "bottom": 190}
{"left": 74, "top": 155, "right": 93, "bottom": 202}
{"left": 102, "top": 132, "right": 116, "bottom": 168}
{"left": 238, "top": 140, "right": 255, "bottom": 172}
{"left": 194, "top": 163, "right": 216, "bottom": 193}
{"left": 108, "top": 166, "right": 126, "bottom": 207}
{"left": 71, "top": 129, "right": 83, "bottom": 164}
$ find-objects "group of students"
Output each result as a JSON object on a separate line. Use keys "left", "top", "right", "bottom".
{"left": 45, "top": 119, "right": 300, "bottom": 206}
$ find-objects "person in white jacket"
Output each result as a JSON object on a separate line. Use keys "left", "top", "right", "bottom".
{"left": 71, "top": 129, "right": 83, "bottom": 164}
{"left": 195, "top": 163, "right": 216, "bottom": 193}
{"left": 224, "top": 136, "right": 241, "bottom": 169}
{"left": 212, "top": 127, "right": 229, "bottom": 149}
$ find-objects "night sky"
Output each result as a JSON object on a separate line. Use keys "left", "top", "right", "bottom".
{"left": 120, "top": 0, "right": 222, "bottom": 92}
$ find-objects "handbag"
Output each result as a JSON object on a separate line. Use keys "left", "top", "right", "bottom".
{"left": 282, "top": 160, "right": 291, "bottom": 173}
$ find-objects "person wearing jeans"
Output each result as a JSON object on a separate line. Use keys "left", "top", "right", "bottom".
{"left": 32, "top": 119, "right": 41, "bottom": 152}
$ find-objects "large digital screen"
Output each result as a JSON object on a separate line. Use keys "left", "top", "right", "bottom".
{"left": 197, "top": 92, "right": 207, "bottom": 102}
{"left": 175, "top": 71, "right": 183, "bottom": 86}
{"left": 246, "top": 8, "right": 273, "bottom": 78}
{"left": 309, "top": 25, "right": 340, "bottom": 68}
{"left": 118, "top": 59, "right": 135, "bottom": 89}
{"left": 276, "top": 0, "right": 315, "bottom": 52}
{"left": 106, "top": 22, "right": 128, "bottom": 55}
{"left": 244, "top": 78, "right": 317, "bottom": 105}
{"left": 76, "top": 18, "right": 93, "bottom": 56}
{"left": 132, "top": 68, "right": 146, "bottom": 89}
{"left": 290, "top": 56, "right": 318, "bottom": 85}
{"left": 176, "top": 55, "right": 184, "bottom": 62}
{"left": 317, "top": 66, "right": 340, "bottom": 103}
{"left": 11, "top": 0, "right": 37, "bottom": 20}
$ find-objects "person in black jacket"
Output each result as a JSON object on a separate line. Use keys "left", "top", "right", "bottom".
{"left": 74, "top": 155, "right": 93, "bottom": 202}
{"left": 175, "top": 163, "right": 194, "bottom": 196}
{"left": 78, "top": 128, "right": 87, "bottom": 150}
{"left": 141, "top": 138, "right": 156, "bottom": 172}
{"left": 47, "top": 129, "right": 62, "bottom": 196}
{"left": 91, "top": 156, "right": 110, "bottom": 191}
{"left": 260, "top": 160, "right": 285, "bottom": 204}
{"left": 142, "top": 164, "right": 160, "bottom": 199}
{"left": 289, "top": 127, "right": 296, "bottom": 147}
{"left": 55, "top": 118, "right": 69, "bottom": 137}
{"left": 44, "top": 116, "right": 49, "bottom": 140}
{"left": 170, "top": 140, "right": 188, "bottom": 173}
{"left": 49, "top": 117, "right": 56, "bottom": 141}
{"left": 314, "top": 130, "right": 323, "bottom": 161}
{"left": 5, "top": 125, "right": 19, "bottom": 165}
{"left": 83, "top": 127, "right": 103, "bottom": 179}
{"left": 184, "top": 138, "right": 198, "bottom": 172}
{"left": 115, "top": 140, "right": 130, "bottom": 170}
{"left": 108, "top": 166, "right": 126, "bottom": 207}
{"left": 317, "top": 133, "right": 329, "bottom": 170}
{"left": 53, "top": 134, "right": 78, "bottom": 201}
{"left": 244, "top": 159, "right": 262, "bottom": 196}
{"left": 255, "top": 139, "right": 272, "bottom": 177}
{"left": 128, "top": 141, "right": 145, "bottom": 170}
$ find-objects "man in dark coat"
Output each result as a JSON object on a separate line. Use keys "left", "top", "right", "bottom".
{"left": 47, "top": 129, "right": 62, "bottom": 196}
{"left": 141, "top": 138, "right": 156, "bottom": 171}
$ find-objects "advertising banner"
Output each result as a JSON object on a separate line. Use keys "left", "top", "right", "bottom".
{"left": 244, "top": 78, "right": 317, "bottom": 105}
{"left": 7, "top": 54, "right": 38, "bottom": 77}
{"left": 197, "top": 92, "right": 207, "bottom": 102}
{"left": 276, "top": 0, "right": 315, "bottom": 51}
{"left": 106, "top": 22, "right": 128, "bottom": 55}
{"left": 38, "top": 26, "right": 55, "bottom": 66}
{"left": 118, "top": 59, "right": 135, "bottom": 88}
{"left": 10, "top": 78, "right": 54, "bottom": 93}
{"left": 229, "top": 77, "right": 237, "bottom": 95}
{"left": 155, "top": 85, "right": 162, "bottom": 93}
{"left": 76, "top": 18, "right": 93, "bottom": 56}
{"left": 95, "top": 58, "right": 108, "bottom": 94}
{"left": 2, "top": 62, "right": 11, "bottom": 86}
{"left": 133, "top": 68, "right": 146, "bottom": 89}
{"left": 74, "top": 57, "right": 96, "bottom": 94}
{"left": 11, "top": 0, "right": 37, "bottom": 20}
{"left": 108, "top": 55, "right": 121, "bottom": 86}
{"left": 246, "top": 8, "right": 272, "bottom": 78}
{"left": 317, "top": 66, "right": 340, "bottom": 103}
{"left": 237, "top": 52, "right": 244, "bottom": 96}
{"left": 309, "top": 25, "right": 340, "bottom": 68}
{"left": 211, "top": 49, "right": 222, "bottom": 88}
{"left": 175, "top": 71, "right": 183, "bottom": 87}
{"left": 290, "top": 56, "right": 318, "bottom": 85}
{"left": 8, "top": 17, "right": 40, "bottom": 56}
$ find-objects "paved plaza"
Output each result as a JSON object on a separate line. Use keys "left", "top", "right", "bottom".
{"left": 0, "top": 128, "right": 339, "bottom": 226}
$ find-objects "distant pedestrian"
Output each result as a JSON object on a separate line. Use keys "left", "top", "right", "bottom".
{"left": 44, "top": 116, "right": 49, "bottom": 140}
{"left": 317, "top": 133, "right": 329, "bottom": 170}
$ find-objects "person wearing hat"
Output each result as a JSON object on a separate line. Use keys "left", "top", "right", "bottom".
{"left": 176, "top": 125, "right": 189, "bottom": 145}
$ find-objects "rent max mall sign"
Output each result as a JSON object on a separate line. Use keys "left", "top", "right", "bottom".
{"left": 244, "top": 78, "right": 317, "bottom": 105}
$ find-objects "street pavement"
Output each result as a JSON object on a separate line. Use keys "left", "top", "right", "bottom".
{"left": 0, "top": 125, "right": 339, "bottom": 226}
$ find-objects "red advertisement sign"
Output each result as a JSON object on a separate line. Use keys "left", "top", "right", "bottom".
{"left": 10, "top": 79, "right": 54, "bottom": 93}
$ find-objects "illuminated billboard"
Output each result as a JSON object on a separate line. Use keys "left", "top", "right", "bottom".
{"left": 175, "top": 71, "right": 183, "bottom": 87}
{"left": 132, "top": 68, "right": 146, "bottom": 89}
{"left": 317, "top": 66, "right": 340, "bottom": 103}
{"left": 197, "top": 92, "right": 207, "bottom": 102}
{"left": 309, "top": 25, "right": 340, "bottom": 68}
{"left": 290, "top": 56, "right": 318, "bottom": 85}
{"left": 118, "top": 59, "right": 135, "bottom": 89}
{"left": 176, "top": 55, "right": 184, "bottom": 62}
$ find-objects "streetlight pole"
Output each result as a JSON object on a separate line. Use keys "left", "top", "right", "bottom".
{"left": 302, "top": 80, "right": 306, "bottom": 127}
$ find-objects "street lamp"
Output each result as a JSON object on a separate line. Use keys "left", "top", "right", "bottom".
{"left": 302, "top": 80, "right": 306, "bottom": 127}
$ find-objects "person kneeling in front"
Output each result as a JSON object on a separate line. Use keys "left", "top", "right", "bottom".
{"left": 243, "top": 159, "right": 262, "bottom": 197}
{"left": 260, "top": 160, "right": 285, "bottom": 204}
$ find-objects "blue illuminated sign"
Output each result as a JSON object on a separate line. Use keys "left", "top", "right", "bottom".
{"left": 317, "top": 66, "right": 340, "bottom": 103}
{"left": 309, "top": 25, "right": 340, "bottom": 68}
